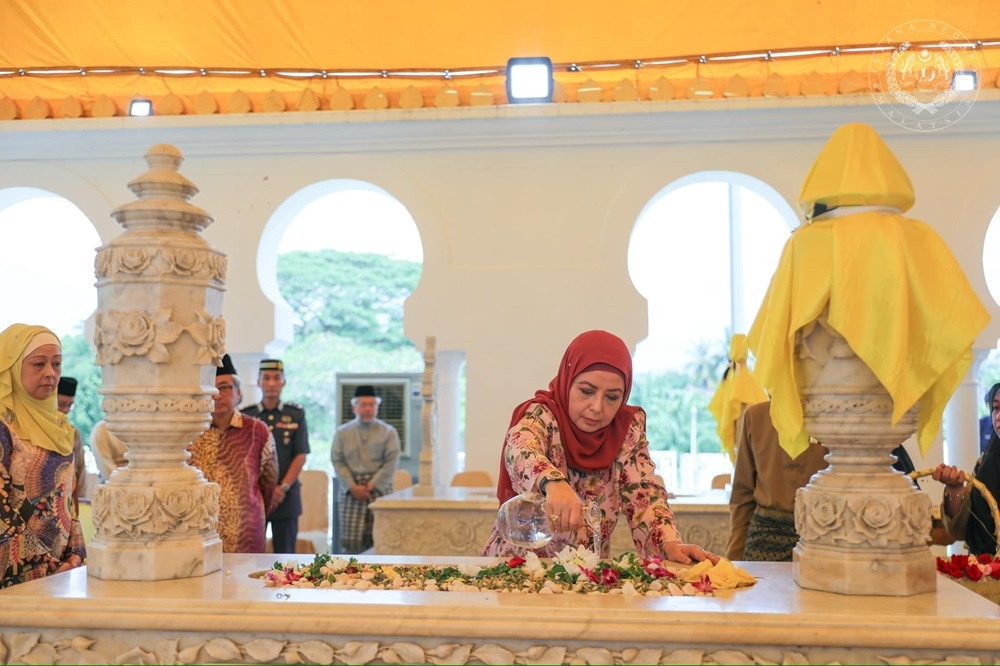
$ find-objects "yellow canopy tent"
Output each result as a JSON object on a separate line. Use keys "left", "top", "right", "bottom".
{"left": 1, "top": 1, "right": 997, "bottom": 118}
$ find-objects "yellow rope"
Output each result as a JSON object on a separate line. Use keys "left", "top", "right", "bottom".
{"left": 909, "top": 468, "right": 1000, "bottom": 556}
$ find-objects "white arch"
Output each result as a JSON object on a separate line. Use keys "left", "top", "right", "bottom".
{"left": 627, "top": 170, "right": 796, "bottom": 373}
{"left": 981, "top": 205, "right": 1000, "bottom": 313}
{"left": 256, "top": 178, "right": 425, "bottom": 354}
{"left": 635, "top": 170, "right": 799, "bottom": 233}
{"left": 0, "top": 188, "right": 103, "bottom": 337}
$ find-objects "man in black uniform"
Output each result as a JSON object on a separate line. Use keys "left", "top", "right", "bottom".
{"left": 241, "top": 359, "right": 310, "bottom": 554}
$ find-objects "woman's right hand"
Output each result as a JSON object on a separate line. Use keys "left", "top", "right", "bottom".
{"left": 932, "top": 463, "right": 967, "bottom": 516}
{"left": 932, "top": 463, "right": 966, "bottom": 492}
{"left": 544, "top": 481, "right": 586, "bottom": 533}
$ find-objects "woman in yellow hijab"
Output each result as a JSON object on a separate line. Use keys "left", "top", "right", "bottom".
{"left": 0, "top": 323, "right": 85, "bottom": 588}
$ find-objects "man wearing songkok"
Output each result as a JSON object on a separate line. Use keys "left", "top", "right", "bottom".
{"left": 57, "top": 376, "right": 86, "bottom": 513}
{"left": 331, "top": 385, "right": 400, "bottom": 553}
{"left": 747, "top": 122, "right": 990, "bottom": 461}
{"left": 242, "top": 359, "right": 310, "bottom": 554}
{"left": 708, "top": 333, "right": 768, "bottom": 463}
{"left": 187, "top": 354, "right": 279, "bottom": 553}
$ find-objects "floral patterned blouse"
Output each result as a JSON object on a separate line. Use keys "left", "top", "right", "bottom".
{"left": 0, "top": 421, "right": 86, "bottom": 588}
{"left": 483, "top": 403, "right": 680, "bottom": 559}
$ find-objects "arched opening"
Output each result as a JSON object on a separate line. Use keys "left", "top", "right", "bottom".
{"left": 976, "top": 205, "right": 1000, "bottom": 454}
{"left": 0, "top": 188, "right": 103, "bottom": 464}
{"left": 627, "top": 171, "right": 796, "bottom": 493}
{"left": 259, "top": 181, "right": 430, "bottom": 472}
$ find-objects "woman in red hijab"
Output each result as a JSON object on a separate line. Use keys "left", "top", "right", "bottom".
{"left": 483, "top": 330, "right": 718, "bottom": 563}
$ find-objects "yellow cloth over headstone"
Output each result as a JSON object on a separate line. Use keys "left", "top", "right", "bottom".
{"left": 747, "top": 123, "right": 990, "bottom": 458}
{"left": 708, "top": 334, "right": 768, "bottom": 462}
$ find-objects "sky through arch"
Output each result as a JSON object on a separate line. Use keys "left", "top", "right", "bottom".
{"left": 0, "top": 190, "right": 102, "bottom": 337}
{"left": 627, "top": 172, "right": 797, "bottom": 374}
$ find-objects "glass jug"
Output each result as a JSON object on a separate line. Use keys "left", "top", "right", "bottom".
{"left": 497, "top": 491, "right": 601, "bottom": 549}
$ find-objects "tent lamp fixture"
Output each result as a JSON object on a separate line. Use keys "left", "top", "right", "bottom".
{"left": 951, "top": 70, "right": 977, "bottom": 91}
{"left": 506, "top": 57, "right": 553, "bottom": 103}
{"left": 128, "top": 99, "right": 153, "bottom": 116}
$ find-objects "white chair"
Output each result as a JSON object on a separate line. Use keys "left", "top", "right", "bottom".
{"left": 711, "top": 473, "right": 731, "bottom": 490}
{"left": 296, "top": 470, "right": 331, "bottom": 554}
{"left": 393, "top": 469, "right": 413, "bottom": 490}
{"left": 450, "top": 470, "right": 494, "bottom": 487}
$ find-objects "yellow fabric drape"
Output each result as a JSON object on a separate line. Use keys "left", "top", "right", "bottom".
{"left": 747, "top": 123, "right": 990, "bottom": 459}
{"left": 0, "top": 324, "right": 74, "bottom": 456}
{"left": 708, "top": 334, "right": 769, "bottom": 462}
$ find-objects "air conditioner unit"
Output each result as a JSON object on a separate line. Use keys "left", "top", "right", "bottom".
{"left": 335, "top": 373, "right": 423, "bottom": 458}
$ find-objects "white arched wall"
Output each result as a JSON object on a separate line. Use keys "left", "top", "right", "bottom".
{"left": 0, "top": 168, "right": 125, "bottom": 244}
{"left": 0, "top": 97, "right": 997, "bottom": 480}
{"left": 625, "top": 170, "right": 797, "bottom": 374}
{"left": 254, "top": 178, "right": 428, "bottom": 356}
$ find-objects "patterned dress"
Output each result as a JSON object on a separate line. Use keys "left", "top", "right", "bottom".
{"left": 187, "top": 412, "right": 278, "bottom": 553}
{"left": 483, "top": 404, "right": 679, "bottom": 559}
{"left": 0, "top": 421, "right": 86, "bottom": 588}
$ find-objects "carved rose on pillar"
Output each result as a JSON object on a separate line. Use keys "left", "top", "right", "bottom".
{"left": 115, "top": 489, "right": 155, "bottom": 532}
{"left": 849, "top": 496, "right": 896, "bottom": 547}
{"left": 117, "top": 248, "right": 155, "bottom": 275}
{"left": 201, "top": 483, "right": 221, "bottom": 530}
{"left": 93, "top": 485, "right": 220, "bottom": 538}
{"left": 208, "top": 253, "right": 227, "bottom": 282}
{"left": 186, "top": 310, "right": 227, "bottom": 365}
{"left": 161, "top": 488, "right": 199, "bottom": 522}
{"left": 96, "top": 309, "right": 184, "bottom": 364}
{"left": 163, "top": 249, "right": 205, "bottom": 277}
{"left": 92, "top": 486, "right": 110, "bottom": 529}
{"left": 94, "top": 249, "right": 113, "bottom": 278}
{"left": 899, "top": 495, "right": 933, "bottom": 546}
{"left": 797, "top": 491, "right": 846, "bottom": 540}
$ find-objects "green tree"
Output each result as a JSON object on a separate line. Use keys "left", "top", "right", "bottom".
{"left": 277, "top": 250, "right": 422, "bottom": 350}
{"left": 275, "top": 250, "right": 424, "bottom": 467}
{"left": 629, "top": 333, "right": 730, "bottom": 456}
{"left": 59, "top": 328, "right": 103, "bottom": 445}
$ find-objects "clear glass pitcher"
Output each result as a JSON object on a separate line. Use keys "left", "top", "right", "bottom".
{"left": 497, "top": 491, "right": 601, "bottom": 549}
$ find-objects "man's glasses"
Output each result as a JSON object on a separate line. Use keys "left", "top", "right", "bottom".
{"left": 217, "top": 384, "right": 236, "bottom": 394}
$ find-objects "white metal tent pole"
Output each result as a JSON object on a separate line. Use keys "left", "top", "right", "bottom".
{"left": 729, "top": 182, "right": 745, "bottom": 336}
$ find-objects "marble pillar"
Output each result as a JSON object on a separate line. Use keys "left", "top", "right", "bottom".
{"left": 434, "top": 350, "right": 464, "bottom": 487}
{"left": 414, "top": 337, "right": 437, "bottom": 496}
{"left": 87, "top": 144, "right": 225, "bottom": 581}
{"left": 793, "top": 316, "right": 935, "bottom": 596}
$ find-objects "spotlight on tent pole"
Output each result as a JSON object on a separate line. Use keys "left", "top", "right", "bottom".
{"left": 128, "top": 98, "right": 153, "bottom": 117}
{"left": 506, "top": 57, "right": 554, "bottom": 104}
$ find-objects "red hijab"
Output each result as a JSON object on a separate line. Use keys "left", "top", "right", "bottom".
{"left": 497, "top": 330, "right": 640, "bottom": 503}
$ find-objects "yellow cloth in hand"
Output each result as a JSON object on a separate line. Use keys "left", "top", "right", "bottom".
{"left": 708, "top": 334, "right": 769, "bottom": 462}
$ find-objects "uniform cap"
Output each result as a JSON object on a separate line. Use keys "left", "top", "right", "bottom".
{"left": 259, "top": 359, "right": 284, "bottom": 372}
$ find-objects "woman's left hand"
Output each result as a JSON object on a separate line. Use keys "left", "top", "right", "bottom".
{"left": 51, "top": 553, "right": 83, "bottom": 574}
{"left": 664, "top": 541, "right": 720, "bottom": 565}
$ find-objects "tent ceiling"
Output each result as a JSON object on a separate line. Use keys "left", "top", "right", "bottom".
{"left": 1, "top": 1, "right": 998, "bottom": 118}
